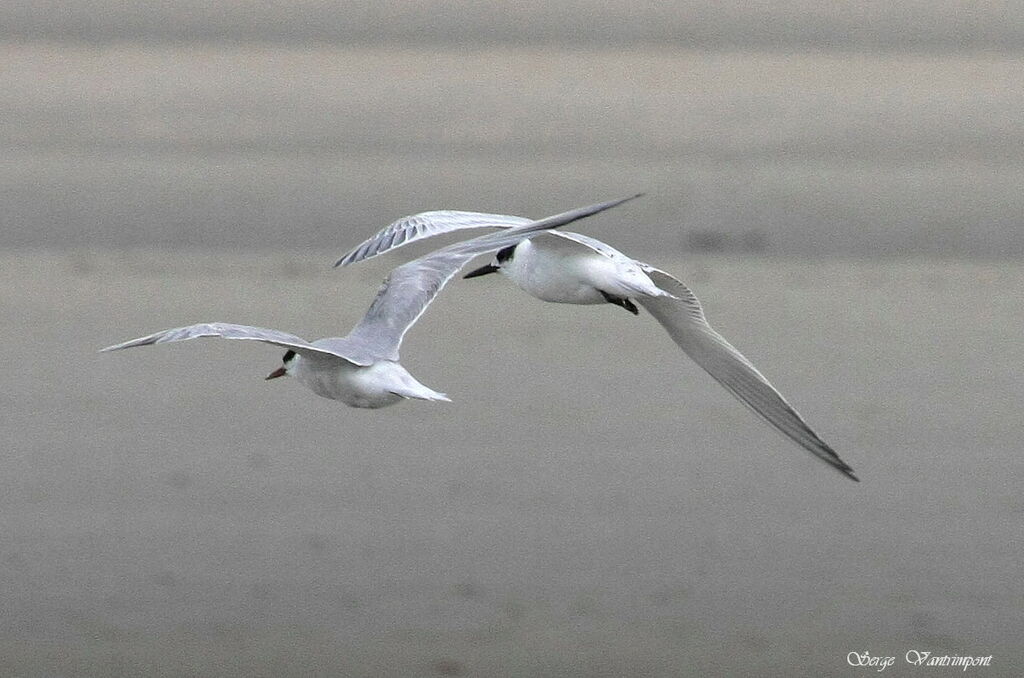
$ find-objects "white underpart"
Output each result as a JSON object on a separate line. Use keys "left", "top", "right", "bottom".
{"left": 504, "top": 237, "right": 667, "bottom": 303}
{"left": 290, "top": 355, "right": 448, "bottom": 408}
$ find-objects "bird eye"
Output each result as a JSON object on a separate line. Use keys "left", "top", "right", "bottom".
{"left": 495, "top": 245, "right": 516, "bottom": 263}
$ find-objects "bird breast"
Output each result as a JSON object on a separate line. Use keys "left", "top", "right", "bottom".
{"left": 293, "top": 357, "right": 404, "bottom": 408}
{"left": 506, "top": 240, "right": 646, "bottom": 304}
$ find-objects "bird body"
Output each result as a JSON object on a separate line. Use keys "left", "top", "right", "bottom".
{"left": 289, "top": 352, "right": 445, "bottom": 408}
{"left": 499, "top": 233, "right": 670, "bottom": 305}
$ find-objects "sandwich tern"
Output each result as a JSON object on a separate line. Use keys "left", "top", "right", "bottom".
{"left": 335, "top": 210, "right": 858, "bottom": 480}
{"left": 100, "top": 195, "right": 639, "bottom": 409}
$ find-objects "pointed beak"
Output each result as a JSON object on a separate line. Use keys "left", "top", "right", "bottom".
{"left": 463, "top": 263, "right": 499, "bottom": 279}
{"left": 265, "top": 366, "right": 288, "bottom": 380}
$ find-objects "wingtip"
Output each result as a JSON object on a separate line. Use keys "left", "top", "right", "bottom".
{"left": 834, "top": 461, "right": 860, "bottom": 482}
{"left": 604, "top": 192, "right": 644, "bottom": 212}
{"left": 333, "top": 249, "right": 364, "bottom": 268}
{"left": 612, "top": 192, "right": 644, "bottom": 208}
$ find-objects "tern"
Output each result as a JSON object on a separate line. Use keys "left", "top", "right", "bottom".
{"left": 335, "top": 210, "right": 858, "bottom": 480}
{"left": 100, "top": 195, "right": 639, "bottom": 409}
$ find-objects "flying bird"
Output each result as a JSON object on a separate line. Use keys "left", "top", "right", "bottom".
{"left": 335, "top": 209, "right": 858, "bottom": 480}
{"left": 100, "top": 195, "right": 640, "bottom": 409}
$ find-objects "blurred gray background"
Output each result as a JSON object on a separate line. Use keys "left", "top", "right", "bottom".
{"left": 4, "top": 3, "right": 1024, "bottom": 677}
{"left": 2, "top": 0, "right": 1023, "bottom": 255}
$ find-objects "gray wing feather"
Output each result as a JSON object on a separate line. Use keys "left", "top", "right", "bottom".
{"left": 636, "top": 266, "right": 858, "bottom": 481}
{"left": 335, "top": 210, "right": 534, "bottom": 267}
{"left": 100, "top": 322, "right": 367, "bottom": 365}
{"left": 345, "top": 194, "right": 643, "bottom": 359}
{"left": 528, "top": 230, "right": 633, "bottom": 261}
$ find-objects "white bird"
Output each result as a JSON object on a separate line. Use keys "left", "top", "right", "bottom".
{"left": 335, "top": 212, "right": 858, "bottom": 480}
{"left": 100, "top": 195, "right": 639, "bottom": 409}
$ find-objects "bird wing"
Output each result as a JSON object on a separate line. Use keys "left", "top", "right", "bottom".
{"left": 335, "top": 210, "right": 534, "bottom": 267}
{"left": 99, "top": 322, "right": 369, "bottom": 365}
{"left": 343, "top": 194, "right": 642, "bottom": 360}
{"left": 526, "top": 230, "right": 634, "bottom": 262}
{"left": 636, "top": 266, "right": 858, "bottom": 481}
{"left": 335, "top": 193, "right": 642, "bottom": 268}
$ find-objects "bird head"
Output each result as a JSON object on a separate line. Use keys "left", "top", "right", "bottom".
{"left": 266, "top": 349, "right": 297, "bottom": 380}
{"left": 463, "top": 243, "right": 517, "bottom": 279}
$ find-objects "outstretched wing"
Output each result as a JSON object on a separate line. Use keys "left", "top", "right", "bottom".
{"left": 100, "top": 322, "right": 368, "bottom": 365}
{"left": 343, "top": 194, "right": 642, "bottom": 360}
{"left": 636, "top": 266, "right": 858, "bottom": 481}
{"left": 335, "top": 211, "right": 534, "bottom": 267}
